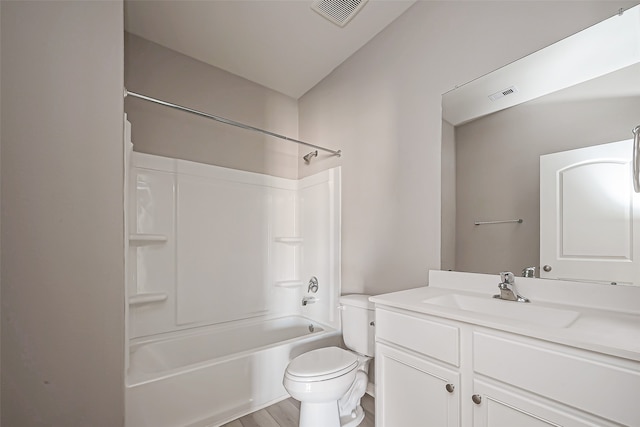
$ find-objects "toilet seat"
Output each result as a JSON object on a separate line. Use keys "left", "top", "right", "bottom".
{"left": 285, "top": 347, "right": 358, "bottom": 382}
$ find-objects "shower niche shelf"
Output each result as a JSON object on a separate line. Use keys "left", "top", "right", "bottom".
{"left": 129, "top": 292, "right": 168, "bottom": 306}
{"left": 129, "top": 233, "right": 168, "bottom": 245}
{"left": 274, "top": 237, "right": 303, "bottom": 245}
{"left": 274, "top": 280, "right": 304, "bottom": 288}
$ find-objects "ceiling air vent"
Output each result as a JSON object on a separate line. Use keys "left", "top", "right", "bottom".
{"left": 488, "top": 86, "right": 519, "bottom": 101}
{"left": 311, "top": 0, "right": 369, "bottom": 27}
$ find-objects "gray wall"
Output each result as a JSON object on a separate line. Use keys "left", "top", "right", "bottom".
{"left": 1, "top": 2, "right": 124, "bottom": 425}
{"left": 0, "top": 3, "right": 3, "bottom": 422}
{"left": 125, "top": 33, "right": 300, "bottom": 179}
{"left": 454, "top": 95, "right": 640, "bottom": 275}
{"left": 441, "top": 120, "right": 456, "bottom": 271}
{"left": 297, "top": 1, "right": 635, "bottom": 295}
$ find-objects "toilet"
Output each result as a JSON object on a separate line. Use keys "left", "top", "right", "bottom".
{"left": 283, "top": 295, "right": 375, "bottom": 427}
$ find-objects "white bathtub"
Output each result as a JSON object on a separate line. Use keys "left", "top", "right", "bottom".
{"left": 126, "top": 315, "right": 341, "bottom": 427}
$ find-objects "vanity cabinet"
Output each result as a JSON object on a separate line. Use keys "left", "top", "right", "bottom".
{"left": 376, "top": 343, "right": 460, "bottom": 426}
{"left": 375, "top": 308, "right": 461, "bottom": 427}
{"left": 375, "top": 306, "right": 639, "bottom": 427}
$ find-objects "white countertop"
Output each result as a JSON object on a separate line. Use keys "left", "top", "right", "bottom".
{"left": 370, "top": 270, "right": 640, "bottom": 362}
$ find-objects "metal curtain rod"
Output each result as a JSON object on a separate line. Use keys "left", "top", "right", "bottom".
{"left": 124, "top": 89, "right": 341, "bottom": 157}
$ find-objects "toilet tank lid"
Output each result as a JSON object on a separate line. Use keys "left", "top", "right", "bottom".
{"left": 340, "top": 294, "right": 374, "bottom": 310}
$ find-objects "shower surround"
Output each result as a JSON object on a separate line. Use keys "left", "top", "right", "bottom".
{"left": 125, "top": 150, "right": 342, "bottom": 426}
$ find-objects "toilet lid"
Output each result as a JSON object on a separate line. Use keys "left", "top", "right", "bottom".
{"left": 286, "top": 347, "right": 358, "bottom": 381}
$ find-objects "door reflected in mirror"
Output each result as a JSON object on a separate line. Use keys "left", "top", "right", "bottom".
{"left": 540, "top": 140, "right": 638, "bottom": 285}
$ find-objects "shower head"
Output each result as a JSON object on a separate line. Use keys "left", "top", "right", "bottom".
{"left": 303, "top": 150, "right": 318, "bottom": 164}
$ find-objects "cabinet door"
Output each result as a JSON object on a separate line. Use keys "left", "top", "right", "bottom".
{"left": 472, "top": 379, "right": 617, "bottom": 427}
{"left": 376, "top": 343, "right": 459, "bottom": 427}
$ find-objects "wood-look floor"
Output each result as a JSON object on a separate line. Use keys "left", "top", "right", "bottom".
{"left": 221, "top": 394, "right": 375, "bottom": 427}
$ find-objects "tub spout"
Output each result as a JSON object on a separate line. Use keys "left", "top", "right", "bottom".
{"left": 302, "top": 296, "right": 318, "bottom": 306}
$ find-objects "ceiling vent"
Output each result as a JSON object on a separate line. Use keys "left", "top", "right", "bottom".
{"left": 488, "top": 86, "right": 519, "bottom": 102}
{"left": 311, "top": 0, "right": 369, "bottom": 27}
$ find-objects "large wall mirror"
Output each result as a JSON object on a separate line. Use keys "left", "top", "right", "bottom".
{"left": 441, "top": 5, "right": 640, "bottom": 286}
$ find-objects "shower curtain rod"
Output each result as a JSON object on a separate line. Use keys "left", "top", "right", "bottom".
{"left": 124, "top": 89, "right": 342, "bottom": 157}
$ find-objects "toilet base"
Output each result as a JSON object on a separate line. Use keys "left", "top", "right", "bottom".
{"left": 299, "top": 401, "right": 340, "bottom": 427}
{"left": 340, "top": 405, "right": 364, "bottom": 427}
{"left": 298, "top": 402, "right": 364, "bottom": 427}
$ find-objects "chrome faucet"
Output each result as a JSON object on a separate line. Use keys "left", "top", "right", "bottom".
{"left": 493, "top": 272, "right": 530, "bottom": 303}
{"left": 302, "top": 296, "right": 318, "bottom": 306}
{"left": 522, "top": 266, "right": 537, "bottom": 278}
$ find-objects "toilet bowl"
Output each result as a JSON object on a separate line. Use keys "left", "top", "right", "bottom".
{"left": 283, "top": 295, "right": 375, "bottom": 427}
{"left": 284, "top": 346, "right": 359, "bottom": 427}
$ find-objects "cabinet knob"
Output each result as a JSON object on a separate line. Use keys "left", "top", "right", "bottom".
{"left": 472, "top": 394, "right": 482, "bottom": 405}
{"left": 445, "top": 383, "right": 455, "bottom": 393}
{"left": 543, "top": 265, "right": 552, "bottom": 272}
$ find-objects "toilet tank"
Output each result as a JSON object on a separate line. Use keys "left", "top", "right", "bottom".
{"left": 339, "top": 294, "right": 375, "bottom": 357}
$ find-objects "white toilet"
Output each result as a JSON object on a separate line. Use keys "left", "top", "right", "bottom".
{"left": 283, "top": 295, "right": 375, "bottom": 427}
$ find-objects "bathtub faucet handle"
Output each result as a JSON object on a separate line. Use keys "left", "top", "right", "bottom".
{"left": 302, "top": 296, "right": 318, "bottom": 306}
{"left": 308, "top": 276, "right": 319, "bottom": 293}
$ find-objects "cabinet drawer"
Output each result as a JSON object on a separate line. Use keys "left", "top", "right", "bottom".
{"left": 376, "top": 308, "right": 459, "bottom": 366}
{"left": 473, "top": 331, "right": 640, "bottom": 426}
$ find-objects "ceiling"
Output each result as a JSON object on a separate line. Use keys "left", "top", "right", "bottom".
{"left": 124, "top": 0, "right": 417, "bottom": 99}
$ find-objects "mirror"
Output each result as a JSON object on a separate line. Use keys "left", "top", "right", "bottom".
{"left": 441, "top": 6, "right": 640, "bottom": 285}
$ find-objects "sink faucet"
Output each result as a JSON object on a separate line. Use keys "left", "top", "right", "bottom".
{"left": 302, "top": 296, "right": 318, "bottom": 306}
{"left": 494, "top": 272, "right": 530, "bottom": 303}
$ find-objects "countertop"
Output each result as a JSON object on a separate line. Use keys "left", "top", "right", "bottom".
{"left": 370, "top": 270, "right": 640, "bottom": 362}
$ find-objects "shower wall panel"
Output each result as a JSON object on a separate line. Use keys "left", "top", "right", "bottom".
{"left": 129, "top": 155, "right": 177, "bottom": 338}
{"left": 299, "top": 171, "right": 342, "bottom": 329}
{"left": 127, "top": 152, "right": 341, "bottom": 338}
{"left": 176, "top": 167, "right": 272, "bottom": 325}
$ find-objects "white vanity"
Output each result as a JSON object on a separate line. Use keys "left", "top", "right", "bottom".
{"left": 371, "top": 270, "right": 640, "bottom": 427}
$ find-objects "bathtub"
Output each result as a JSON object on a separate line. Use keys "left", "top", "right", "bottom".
{"left": 125, "top": 315, "right": 341, "bottom": 427}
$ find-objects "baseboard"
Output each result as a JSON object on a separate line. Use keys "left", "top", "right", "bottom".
{"left": 365, "top": 381, "right": 375, "bottom": 397}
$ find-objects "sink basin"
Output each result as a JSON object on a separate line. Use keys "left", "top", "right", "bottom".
{"left": 422, "top": 294, "right": 580, "bottom": 328}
